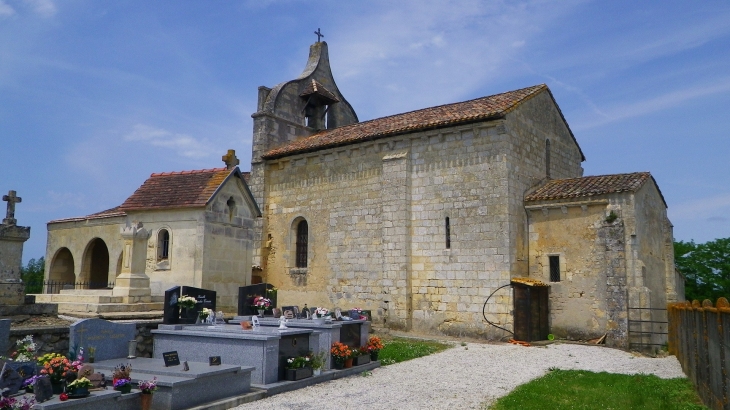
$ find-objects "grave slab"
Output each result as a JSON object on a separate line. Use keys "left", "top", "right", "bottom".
{"left": 69, "top": 319, "right": 135, "bottom": 361}
{"left": 152, "top": 325, "right": 314, "bottom": 384}
{"left": 31, "top": 389, "right": 140, "bottom": 410}
{"left": 93, "top": 357, "right": 253, "bottom": 410}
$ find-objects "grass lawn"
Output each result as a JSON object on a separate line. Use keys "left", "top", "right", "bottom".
{"left": 488, "top": 369, "right": 705, "bottom": 410}
{"left": 377, "top": 336, "right": 451, "bottom": 365}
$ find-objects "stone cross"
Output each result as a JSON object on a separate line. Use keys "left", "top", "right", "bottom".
{"left": 222, "top": 149, "right": 240, "bottom": 170}
{"left": 314, "top": 28, "right": 324, "bottom": 42}
{"left": 2, "top": 190, "right": 21, "bottom": 225}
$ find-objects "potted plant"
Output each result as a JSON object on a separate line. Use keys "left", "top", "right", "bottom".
{"left": 366, "top": 336, "right": 384, "bottom": 361}
{"left": 354, "top": 346, "right": 371, "bottom": 366}
{"left": 112, "top": 363, "right": 133, "bottom": 394}
{"left": 312, "top": 307, "right": 331, "bottom": 325}
{"left": 38, "top": 353, "right": 73, "bottom": 394}
{"left": 198, "top": 307, "right": 212, "bottom": 324}
{"left": 10, "top": 335, "right": 37, "bottom": 363}
{"left": 66, "top": 377, "right": 92, "bottom": 397}
{"left": 330, "top": 342, "right": 353, "bottom": 370}
{"left": 284, "top": 354, "right": 313, "bottom": 381}
{"left": 310, "top": 351, "right": 326, "bottom": 375}
{"left": 138, "top": 377, "right": 158, "bottom": 410}
{"left": 252, "top": 296, "right": 272, "bottom": 316}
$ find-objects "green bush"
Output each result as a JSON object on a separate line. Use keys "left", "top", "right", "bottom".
{"left": 21, "top": 257, "right": 44, "bottom": 294}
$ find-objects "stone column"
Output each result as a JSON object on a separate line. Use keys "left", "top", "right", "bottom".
{"left": 112, "top": 221, "right": 152, "bottom": 303}
{"left": 0, "top": 190, "right": 30, "bottom": 306}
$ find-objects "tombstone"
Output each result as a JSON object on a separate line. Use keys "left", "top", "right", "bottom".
{"left": 237, "top": 283, "right": 277, "bottom": 316}
{"left": 163, "top": 285, "right": 217, "bottom": 324}
{"left": 0, "top": 319, "right": 9, "bottom": 357}
{"left": 69, "top": 319, "right": 135, "bottom": 362}
{"left": 0, "top": 361, "right": 23, "bottom": 395}
{"left": 0, "top": 190, "right": 31, "bottom": 306}
{"left": 34, "top": 376, "right": 53, "bottom": 403}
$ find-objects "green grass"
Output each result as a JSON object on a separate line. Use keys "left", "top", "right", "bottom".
{"left": 488, "top": 369, "right": 705, "bottom": 410}
{"left": 377, "top": 336, "right": 451, "bottom": 365}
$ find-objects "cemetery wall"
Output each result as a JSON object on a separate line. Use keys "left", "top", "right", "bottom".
{"left": 4, "top": 321, "right": 160, "bottom": 359}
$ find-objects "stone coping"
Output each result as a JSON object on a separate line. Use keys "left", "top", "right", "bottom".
{"left": 31, "top": 389, "right": 139, "bottom": 409}
{"left": 153, "top": 324, "right": 314, "bottom": 340}
{"left": 92, "top": 357, "right": 252, "bottom": 381}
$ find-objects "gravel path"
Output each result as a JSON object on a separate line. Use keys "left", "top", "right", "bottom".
{"left": 232, "top": 342, "right": 686, "bottom": 410}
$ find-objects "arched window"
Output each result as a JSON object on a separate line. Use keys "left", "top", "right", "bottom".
{"left": 295, "top": 220, "right": 308, "bottom": 268}
{"left": 227, "top": 197, "right": 236, "bottom": 222}
{"left": 545, "top": 139, "right": 551, "bottom": 179}
{"left": 158, "top": 229, "right": 170, "bottom": 261}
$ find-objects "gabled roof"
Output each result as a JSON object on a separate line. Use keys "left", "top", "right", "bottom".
{"left": 118, "top": 168, "right": 232, "bottom": 211}
{"left": 263, "top": 84, "right": 583, "bottom": 160}
{"left": 300, "top": 79, "right": 340, "bottom": 104}
{"left": 524, "top": 172, "right": 665, "bottom": 206}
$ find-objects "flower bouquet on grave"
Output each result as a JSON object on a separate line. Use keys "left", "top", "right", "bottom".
{"left": 21, "top": 375, "right": 41, "bottom": 393}
{"left": 178, "top": 295, "right": 197, "bottom": 309}
{"left": 0, "top": 396, "right": 35, "bottom": 410}
{"left": 138, "top": 377, "right": 158, "bottom": 394}
{"left": 65, "top": 377, "right": 92, "bottom": 397}
{"left": 252, "top": 296, "right": 272, "bottom": 315}
{"left": 199, "top": 307, "right": 212, "bottom": 323}
{"left": 112, "top": 363, "right": 133, "bottom": 394}
{"left": 366, "top": 336, "right": 384, "bottom": 361}
{"left": 284, "top": 354, "right": 313, "bottom": 381}
{"left": 11, "top": 335, "right": 37, "bottom": 363}
{"left": 312, "top": 307, "right": 330, "bottom": 324}
{"left": 310, "top": 351, "right": 327, "bottom": 375}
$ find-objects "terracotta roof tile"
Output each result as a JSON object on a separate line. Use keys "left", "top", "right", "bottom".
{"left": 118, "top": 168, "right": 232, "bottom": 211}
{"left": 48, "top": 206, "right": 127, "bottom": 224}
{"left": 524, "top": 172, "right": 652, "bottom": 202}
{"left": 300, "top": 79, "right": 340, "bottom": 104}
{"left": 263, "top": 84, "right": 549, "bottom": 159}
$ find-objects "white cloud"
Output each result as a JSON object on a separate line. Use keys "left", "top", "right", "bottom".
{"left": 0, "top": 0, "right": 15, "bottom": 16}
{"left": 23, "top": 0, "right": 56, "bottom": 17}
{"left": 123, "top": 124, "right": 217, "bottom": 159}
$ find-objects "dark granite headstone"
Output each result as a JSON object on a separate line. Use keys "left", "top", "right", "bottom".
{"left": 7, "top": 361, "right": 36, "bottom": 381}
{"left": 163, "top": 286, "right": 182, "bottom": 324}
{"left": 340, "top": 323, "right": 362, "bottom": 349}
{"left": 0, "top": 362, "right": 23, "bottom": 395}
{"left": 277, "top": 333, "right": 310, "bottom": 381}
{"left": 0, "top": 319, "right": 9, "bottom": 357}
{"left": 237, "top": 283, "right": 277, "bottom": 315}
{"left": 172, "top": 286, "right": 216, "bottom": 324}
{"left": 34, "top": 376, "right": 53, "bottom": 403}
{"left": 69, "top": 319, "right": 135, "bottom": 362}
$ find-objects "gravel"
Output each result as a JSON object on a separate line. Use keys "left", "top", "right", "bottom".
{"left": 231, "top": 342, "right": 686, "bottom": 410}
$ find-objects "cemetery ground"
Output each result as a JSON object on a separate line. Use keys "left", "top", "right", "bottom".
{"left": 231, "top": 337, "right": 696, "bottom": 410}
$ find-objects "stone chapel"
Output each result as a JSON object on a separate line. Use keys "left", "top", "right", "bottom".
{"left": 248, "top": 41, "right": 682, "bottom": 348}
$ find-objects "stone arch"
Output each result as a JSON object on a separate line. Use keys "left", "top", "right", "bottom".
{"left": 48, "top": 247, "right": 75, "bottom": 292}
{"left": 81, "top": 238, "right": 110, "bottom": 288}
{"left": 289, "top": 216, "right": 309, "bottom": 269}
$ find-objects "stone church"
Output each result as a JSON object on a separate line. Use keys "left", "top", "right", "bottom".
{"left": 248, "top": 41, "right": 681, "bottom": 347}
{"left": 42, "top": 40, "right": 681, "bottom": 347}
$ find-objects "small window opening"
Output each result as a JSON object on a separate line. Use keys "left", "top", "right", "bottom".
{"left": 445, "top": 217, "right": 451, "bottom": 249}
{"left": 545, "top": 139, "right": 551, "bottom": 179}
{"left": 549, "top": 255, "right": 560, "bottom": 282}
{"left": 227, "top": 197, "right": 236, "bottom": 221}
{"left": 295, "top": 220, "right": 308, "bottom": 268}
{"left": 158, "top": 229, "right": 170, "bottom": 261}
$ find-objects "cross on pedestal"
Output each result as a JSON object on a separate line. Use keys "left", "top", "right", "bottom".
{"left": 314, "top": 28, "right": 324, "bottom": 42}
{"left": 2, "top": 190, "right": 21, "bottom": 225}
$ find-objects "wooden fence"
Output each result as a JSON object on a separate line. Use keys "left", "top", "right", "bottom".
{"left": 668, "top": 298, "right": 730, "bottom": 410}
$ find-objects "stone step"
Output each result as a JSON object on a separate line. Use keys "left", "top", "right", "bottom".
{"left": 60, "top": 289, "right": 114, "bottom": 296}
{"left": 33, "top": 294, "right": 125, "bottom": 304}
{"left": 53, "top": 301, "right": 164, "bottom": 315}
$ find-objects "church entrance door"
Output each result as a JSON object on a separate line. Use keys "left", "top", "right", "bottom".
{"left": 82, "top": 238, "right": 110, "bottom": 288}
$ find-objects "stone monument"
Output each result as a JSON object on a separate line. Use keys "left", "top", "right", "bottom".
{"left": 112, "top": 221, "right": 153, "bottom": 303}
{"left": 0, "top": 190, "right": 30, "bottom": 306}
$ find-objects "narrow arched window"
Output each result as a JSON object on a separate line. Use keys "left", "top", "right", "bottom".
{"left": 227, "top": 197, "right": 236, "bottom": 221}
{"left": 545, "top": 139, "right": 551, "bottom": 179}
{"left": 445, "top": 217, "right": 451, "bottom": 249}
{"left": 158, "top": 229, "right": 170, "bottom": 261}
{"left": 295, "top": 220, "right": 308, "bottom": 268}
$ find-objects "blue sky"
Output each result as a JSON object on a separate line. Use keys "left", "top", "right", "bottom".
{"left": 1, "top": 0, "right": 729, "bottom": 264}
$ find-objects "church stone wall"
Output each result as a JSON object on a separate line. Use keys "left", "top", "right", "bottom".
{"left": 201, "top": 177, "right": 257, "bottom": 311}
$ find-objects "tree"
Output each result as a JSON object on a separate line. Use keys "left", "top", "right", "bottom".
{"left": 20, "top": 257, "right": 45, "bottom": 294}
{"left": 675, "top": 238, "right": 730, "bottom": 302}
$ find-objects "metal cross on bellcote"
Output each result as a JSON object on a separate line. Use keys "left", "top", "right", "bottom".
{"left": 314, "top": 28, "right": 324, "bottom": 42}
